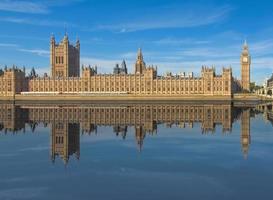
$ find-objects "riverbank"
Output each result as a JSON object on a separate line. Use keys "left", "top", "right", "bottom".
{"left": 0, "top": 93, "right": 269, "bottom": 103}
{"left": 2, "top": 94, "right": 233, "bottom": 101}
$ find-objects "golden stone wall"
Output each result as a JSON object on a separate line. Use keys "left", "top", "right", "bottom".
{"left": 27, "top": 66, "right": 232, "bottom": 96}
{"left": 50, "top": 34, "right": 80, "bottom": 78}
{"left": 0, "top": 69, "right": 26, "bottom": 96}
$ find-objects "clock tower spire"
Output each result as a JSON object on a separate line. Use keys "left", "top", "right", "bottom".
{"left": 241, "top": 40, "right": 251, "bottom": 92}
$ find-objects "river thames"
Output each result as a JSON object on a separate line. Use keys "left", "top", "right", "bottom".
{"left": 0, "top": 102, "right": 272, "bottom": 200}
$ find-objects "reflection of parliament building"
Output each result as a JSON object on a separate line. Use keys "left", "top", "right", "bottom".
{"left": 51, "top": 122, "right": 80, "bottom": 164}
{"left": 0, "top": 103, "right": 256, "bottom": 163}
{"left": 0, "top": 34, "right": 251, "bottom": 99}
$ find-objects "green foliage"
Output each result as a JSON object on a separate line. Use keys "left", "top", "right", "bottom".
{"left": 250, "top": 82, "right": 262, "bottom": 92}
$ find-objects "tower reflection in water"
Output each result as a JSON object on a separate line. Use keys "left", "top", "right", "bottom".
{"left": 0, "top": 103, "right": 271, "bottom": 165}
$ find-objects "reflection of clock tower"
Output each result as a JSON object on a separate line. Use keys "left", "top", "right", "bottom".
{"left": 241, "top": 40, "right": 251, "bottom": 92}
{"left": 241, "top": 109, "right": 251, "bottom": 159}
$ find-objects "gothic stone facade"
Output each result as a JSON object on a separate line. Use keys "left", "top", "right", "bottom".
{"left": 50, "top": 34, "right": 80, "bottom": 78}
{"left": 0, "top": 34, "right": 251, "bottom": 98}
{"left": 27, "top": 65, "right": 232, "bottom": 96}
{"left": 0, "top": 68, "right": 26, "bottom": 97}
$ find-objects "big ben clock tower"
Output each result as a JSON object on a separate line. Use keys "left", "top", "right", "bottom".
{"left": 241, "top": 40, "right": 251, "bottom": 92}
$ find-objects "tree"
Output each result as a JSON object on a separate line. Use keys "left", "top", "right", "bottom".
{"left": 250, "top": 82, "right": 262, "bottom": 92}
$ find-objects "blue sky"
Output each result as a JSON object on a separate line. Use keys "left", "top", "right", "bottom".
{"left": 0, "top": 0, "right": 273, "bottom": 84}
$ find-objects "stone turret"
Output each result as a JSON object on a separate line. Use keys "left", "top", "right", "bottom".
{"left": 113, "top": 60, "right": 128, "bottom": 75}
{"left": 82, "top": 65, "right": 97, "bottom": 78}
{"left": 121, "top": 60, "right": 128, "bottom": 74}
{"left": 50, "top": 33, "right": 80, "bottom": 78}
{"left": 0, "top": 66, "right": 27, "bottom": 97}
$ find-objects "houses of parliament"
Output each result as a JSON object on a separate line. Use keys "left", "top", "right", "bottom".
{"left": 0, "top": 34, "right": 251, "bottom": 99}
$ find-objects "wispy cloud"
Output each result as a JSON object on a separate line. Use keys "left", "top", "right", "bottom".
{"left": 94, "top": 5, "right": 233, "bottom": 32}
{"left": 0, "top": 34, "right": 47, "bottom": 41}
{"left": 0, "top": 40, "right": 50, "bottom": 57}
{"left": 0, "top": 0, "right": 48, "bottom": 14}
{"left": 177, "top": 47, "right": 238, "bottom": 58}
{"left": 0, "top": 0, "right": 84, "bottom": 14}
{"left": 252, "top": 57, "right": 273, "bottom": 69}
{"left": 251, "top": 40, "right": 273, "bottom": 55}
{"left": 0, "top": 16, "right": 74, "bottom": 27}
{"left": 154, "top": 37, "right": 211, "bottom": 46}
{"left": 0, "top": 43, "right": 18, "bottom": 47}
{"left": 18, "top": 48, "right": 50, "bottom": 57}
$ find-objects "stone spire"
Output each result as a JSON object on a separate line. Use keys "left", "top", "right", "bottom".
{"left": 121, "top": 59, "right": 126, "bottom": 68}
{"left": 137, "top": 48, "right": 143, "bottom": 61}
{"left": 121, "top": 60, "right": 127, "bottom": 74}
{"left": 63, "top": 26, "right": 68, "bottom": 42}
{"left": 244, "top": 39, "right": 247, "bottom": 47}
{"left": 76, "top": 36, "right": 80, "bottom": 49}
{"left": 64, "top": 23, "right": 68, "bottom": 38}
{"left": 50, "top": 33, "right": 55, "bottom": 43}
{"left": 135, "top": 48, "right": 146, "bottom": 74}
{"left": 242, "top": 39, "right": 249, "bottom": 54}
{"left": 63, "top": 34, "right": 68, "bottom": 42}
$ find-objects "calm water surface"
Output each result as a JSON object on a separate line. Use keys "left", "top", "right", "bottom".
{"left": 0, "top": 102, "right": 273, "bottom": 200}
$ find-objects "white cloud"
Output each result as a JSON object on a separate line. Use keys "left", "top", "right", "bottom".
{"left": 0, "top": 43, "right": 18, "bottom": 47}
{"left": 18, "top": 48, "right": 50, "bottom": 57}
{"left": 95, "top": 6, "right": 233, "bottom": 32}
{"left": 251, "top": 40, "right": 273, "bottom": 55}
{"left": 120, "top": 51, "right": 155, "bottom": 60}
{"left": 0, "top": 41, "right": 50, "bottom": 58}
{"left": 120, "top": 52, "right": 137, "bottom": 60}
{"left": 0, "top": 16, "right": 74, "bottom": 27}
{"left": 252, "top": 57, "right": 273, "bottom": 69}
{"left": 154, "top": 38, "right": 211, "bottom": 46}
{"left": 0, "top": 0, "right": 48, "bottom": 14}
{"left": 0, "top": 0, "right": 84, "bottom": 14}
{"left": 177, "top": 48, "right": 239, "bottom": 58}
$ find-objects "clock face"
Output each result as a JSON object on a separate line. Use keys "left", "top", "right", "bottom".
{"left": 243, "top": 57, "right": 248, "bottom": 62}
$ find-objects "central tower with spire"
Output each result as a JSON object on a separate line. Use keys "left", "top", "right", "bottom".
{"left": 135, "top": 48, "right": 146, "bottom": 74}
